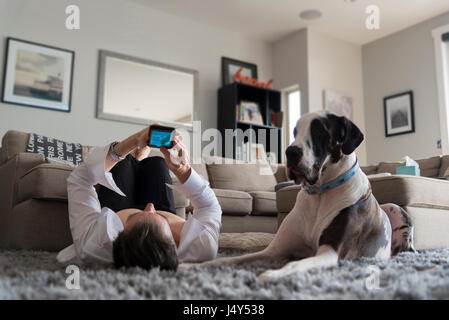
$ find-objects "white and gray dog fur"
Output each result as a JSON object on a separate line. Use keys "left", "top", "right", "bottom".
{"left": 185, "top": 111, "right": 411, "bottom": 281}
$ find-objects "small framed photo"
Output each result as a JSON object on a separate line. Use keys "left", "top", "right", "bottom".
{"left": 1, "top": 38, "right": 74, "bottom": 112}
{"left": 222, "top": 57, "right": 257, "bottom": 86}
{"left": 384, "top": 91, "right": 415, "bottom": 137}
{"left": 237, "top": 101, "right": 264, "bottom": 125}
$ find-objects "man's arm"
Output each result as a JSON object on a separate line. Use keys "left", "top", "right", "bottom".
{"left": 160, "top": 137, "right": 222, "bottom": 228}
{"left": 104, "top": 127, "right": 151, "bottom": 172}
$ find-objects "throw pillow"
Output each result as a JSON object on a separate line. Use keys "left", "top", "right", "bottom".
{"left": 26, "top": 133, "right": 83, "bottom": 166}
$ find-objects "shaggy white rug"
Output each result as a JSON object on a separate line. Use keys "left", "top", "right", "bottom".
{"left": 1, "top": 233, "right": 449, "bottom": 299}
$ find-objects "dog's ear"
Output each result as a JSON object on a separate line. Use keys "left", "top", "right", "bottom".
{"left": 328, "top": 114, "right": 364, "bottom": 155}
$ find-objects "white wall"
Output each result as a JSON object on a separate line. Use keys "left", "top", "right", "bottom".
{"left": 272, "top": 28, "right": 367, "bottom": 165}
{"left": 0, "top": 0, "right": 273, "bottom": 149}
{"left": 362, "top": 11, "right": 449, "bottom": 164}
{"left": 272, "top": 29, "right": 309, "bottom": 114}
{"left": 308, "top": 29, "right": 367, "bottom": 165}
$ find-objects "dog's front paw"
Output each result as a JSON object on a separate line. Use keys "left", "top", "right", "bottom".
{"left": 258, "top": 269, "right": 280, "bottom": 282}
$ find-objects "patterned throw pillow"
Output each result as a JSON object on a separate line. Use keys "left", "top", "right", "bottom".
{"left": 26, "top": 133, "right": 83, "bottom": 166}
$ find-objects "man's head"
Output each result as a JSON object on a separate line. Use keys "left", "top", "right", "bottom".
{"left": 112, "top": 203, "right": 178, "bottom": 271}
{"left": 286, "top": 111, "right": 364, "bottom": 186}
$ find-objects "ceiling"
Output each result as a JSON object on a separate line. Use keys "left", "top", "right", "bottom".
{"left": 131, "top": 0, "right": 449, "bottom": 45}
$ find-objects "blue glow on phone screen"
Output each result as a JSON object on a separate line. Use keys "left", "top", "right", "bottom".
{"left": 151, "top": 131, "right": 172, "bottom": 147}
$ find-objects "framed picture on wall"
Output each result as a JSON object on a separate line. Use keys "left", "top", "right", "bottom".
{"left": 384, "top": 91, "right": 415, "bottom": 137}
{"left": 221, "top": 57, "right": 257, "bottom": 86}
{"left": 1, "top": 37, "right": 74, "bottom": 112}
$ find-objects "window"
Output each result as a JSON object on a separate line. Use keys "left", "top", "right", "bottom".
{"left": 287, "top": 90, "right": 301, "bottom": 145}
{"left": 432, "top": 25, "right": 449, "bottom": 154}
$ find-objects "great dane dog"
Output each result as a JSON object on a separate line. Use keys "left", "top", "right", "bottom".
{"left": 185, "top": 111, "right": 415, "bottom": 281}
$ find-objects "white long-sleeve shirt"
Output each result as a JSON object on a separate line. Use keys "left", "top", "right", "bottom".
{"left": 56, "top": 145, "right": 222, "bottom": 266}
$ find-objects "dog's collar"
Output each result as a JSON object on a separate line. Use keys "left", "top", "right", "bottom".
{"left": 305, "top": 158, "right": 359, "bottom": 195}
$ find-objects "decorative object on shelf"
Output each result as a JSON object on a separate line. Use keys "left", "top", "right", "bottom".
{"left": 232, "top": 67, "right": 273, "bottom": 89}
{"left": 324, "top": 89, "right": 353, "bottom": 120}
{"left": 236, "top": 101, "right": 264, "bottom": 125}
{"left": 269, "top": 111, "right": 283, "bottom": 127}
{"left": 1, "top": 37, "right": 74, "bottom": 112}
{"left": 384, "top": 91, "right": 415, "bottom": 137}
{"left": 249, "top": 143, "right": 267, "bottom": 163}
{"left": 222, "top": 57, "right": 258, "bottom": 86}
{"left": 266, "top": 152, "right": 277, "bottom": 164}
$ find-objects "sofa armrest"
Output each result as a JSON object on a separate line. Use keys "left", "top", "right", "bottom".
{"left": 13, "top": 152, "right": 47, "bottom": 178}
{"left": 0, "top": 152, "right": 45, "bottom": 247}
{"left": 272, "top": 163, "right": 288, "bottom": 183}
{"left": 276, "top": 184, "right": 302, "bottom": 213}
{"left": 370, "top": 175, "right": 449, "bottom": 207}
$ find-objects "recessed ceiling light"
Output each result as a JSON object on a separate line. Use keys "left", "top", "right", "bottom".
{"left": 299, "top": 9, "right": 322, "bottom": 20}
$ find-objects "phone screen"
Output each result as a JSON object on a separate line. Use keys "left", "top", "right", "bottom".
{"left": 150, "top": 130, "right": 173, "bottom": 148}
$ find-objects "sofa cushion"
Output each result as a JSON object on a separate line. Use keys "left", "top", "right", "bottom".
{"left": 361, "top": 165, "right": 378, "bottom": 175}
{"left": 416, "top": 156, "right": 441, "bottom": 177}
{"left": 212, "top": 188, "right": 252, "bottom": 216}
{"left": 17, "top": 164, "right": 73, "bottom": 203}
{"left": 369, "top": 175, "right": 449, "bottom": 207}
{"left": 207, "top": 162, "right": 277, "bottom": 192}
{"left": 276, "top": 184, "right": 302, "bottom": 213}
{"left": 248, "top": 191, "right": 277, "bottom": 216}
{"left": 377, "top": 161, "right": 405, "bottom": 175}
{"left": 439, "top": 155, "right": 449, "bottom": 177}
{"left": 191, "top": 162, "right": 209, "bottom": 181}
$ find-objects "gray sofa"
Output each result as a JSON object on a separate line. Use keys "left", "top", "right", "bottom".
{"left": 0, "top": 130, "right": 285, "bottom": 251}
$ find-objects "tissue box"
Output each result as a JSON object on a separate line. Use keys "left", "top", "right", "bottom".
{"left": 396, "top": 166, "right": 420, "bottom": 176}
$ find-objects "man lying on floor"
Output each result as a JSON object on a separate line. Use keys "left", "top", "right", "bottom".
{"left": 57, "top": 127, "right": 222, "bottom": 271}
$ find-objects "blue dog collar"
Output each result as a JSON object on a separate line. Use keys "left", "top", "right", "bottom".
{"left": 306, "top": 158, "right": 359, "bottom": 195}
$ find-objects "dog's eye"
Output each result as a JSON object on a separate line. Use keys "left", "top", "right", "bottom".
{"left": 293, "top": 127, "right": 297, "bottom": 138}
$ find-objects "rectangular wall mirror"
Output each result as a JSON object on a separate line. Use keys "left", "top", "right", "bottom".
{"left": 97, "top": 50, "right": 198, "bottom": 129}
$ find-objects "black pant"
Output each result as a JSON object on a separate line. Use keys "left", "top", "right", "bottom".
{"left": 98, "top": 155, "right": 176, "bottom": 213}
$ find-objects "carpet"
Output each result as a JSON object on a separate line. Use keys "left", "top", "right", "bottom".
{"left": 1, "top": 234, "right": 449, "bottom": 299}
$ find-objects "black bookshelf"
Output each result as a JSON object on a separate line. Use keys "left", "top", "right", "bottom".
{"left": 217, "top": 82, "right": 283, "bottom": 163}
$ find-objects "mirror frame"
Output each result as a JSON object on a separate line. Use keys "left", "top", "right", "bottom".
{"left": 96, "top": 50, "right": 198, "bottom": 130}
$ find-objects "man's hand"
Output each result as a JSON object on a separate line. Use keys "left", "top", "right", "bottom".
{"left": 160, "top": 136, "right": 191, "bottom": 184}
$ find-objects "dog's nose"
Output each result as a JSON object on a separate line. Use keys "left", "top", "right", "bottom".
{"left": 285, "top": 145, "right": 303, "bottom": 164}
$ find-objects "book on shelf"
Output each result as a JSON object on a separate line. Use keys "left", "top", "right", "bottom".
{"left": 236, "top": 142, "right": 249, "bottom": 162}
{"left": 235, "top": 101, "right": 264, "bottom": 125}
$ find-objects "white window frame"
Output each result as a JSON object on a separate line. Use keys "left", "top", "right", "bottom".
{"left": 432, "top": 24, "right": 449, "bottom": 154}
{"left": 281, "top": 85, "right": 300, "bottom": 162}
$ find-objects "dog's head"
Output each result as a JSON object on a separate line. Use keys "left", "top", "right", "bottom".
{"left": 286, "top": 111, "right": 364, "bottom": 186}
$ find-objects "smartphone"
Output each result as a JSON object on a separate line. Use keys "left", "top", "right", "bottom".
{"left": 148, "top": 125, "right": 175, "bottom": 148}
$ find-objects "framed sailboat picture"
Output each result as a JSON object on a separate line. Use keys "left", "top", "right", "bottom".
{"left": 2, "top": 38, "right": 74, "bottom": 112}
